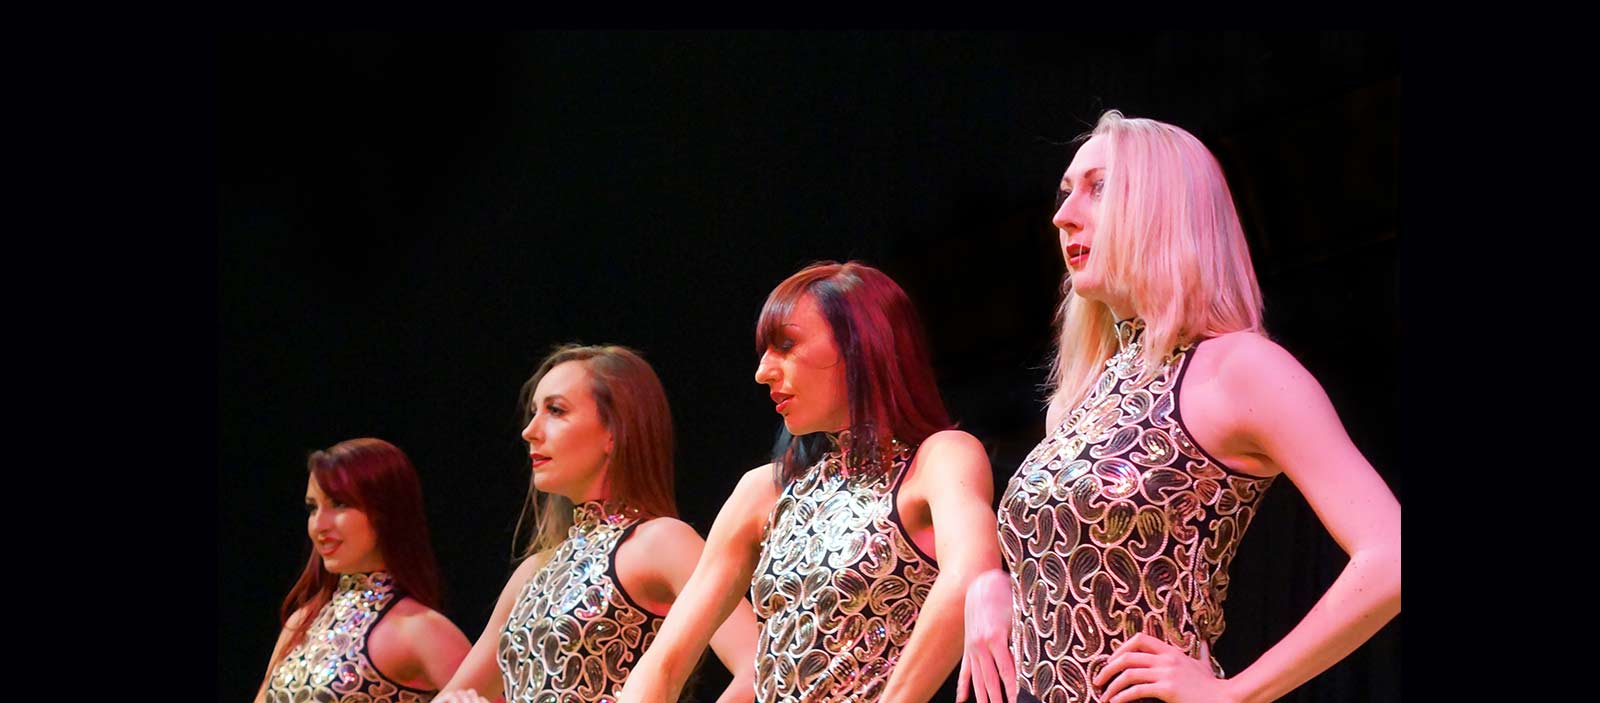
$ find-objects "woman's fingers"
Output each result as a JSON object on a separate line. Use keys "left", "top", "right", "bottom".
{"left": 988, "top": 629, "right": 1018, "bottom": 702}
{"left": 957, "top": 651, "right": 972, "bottom": 703}
{"left": 1095, "top": 651, "right": 1161, "bottom": 687}
{"left": 975, "top": 643, "right": 1005, "bottom": 703}
{"left": 1101, "top": 661, "right": 1161, "bottom": 702}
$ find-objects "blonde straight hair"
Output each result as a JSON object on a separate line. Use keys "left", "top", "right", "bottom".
{"left": 1048, "top": 111, "right": 1265, "bottom": 414}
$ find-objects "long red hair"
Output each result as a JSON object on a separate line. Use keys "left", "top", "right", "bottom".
{"left": 274, "top": 438, "right": 443, "bottom": 664}
{"left": 756, "top": 261, "right": 954, "bottom": 483}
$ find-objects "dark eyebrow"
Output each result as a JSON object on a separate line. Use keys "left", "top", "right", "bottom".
{"left": 1061, "top": 166, "right": 1106, "bottom": 186}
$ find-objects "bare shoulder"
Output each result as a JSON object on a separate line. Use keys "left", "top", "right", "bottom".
{"left": 731, "top": 462, "right": 782, "bottom": 514}
{"left": 385, "top": 597, "right": 465, "bottom": 640}
{"left": 285, "top": 602, "right": 316, "bottom": 630}
{"left": 622, "top": 516, "right": 710, "bottom": 599}
{"left": 371, "top": 596, "right": 470, "bottom": 686}
{"left": 912, "top": 430, "right": 989, "bottom": 473}
{"left": 1194, "top": 331, "right": 1354, "bottom": 468}
{"left": 1202, "top": 331, "right": 1308, "bottom": 384}
{"left": 738, "top": 462, "right": 780, "bottom": 490}
{"left": 629, "top": 516, "right": 705, "bottom": 553}
{"left": 909, "top": 429, "right": 992, "bottom": 499}
{"left": 699, "top": 462, "right": 780, "bottom": 541}
{"left": 269, "top": 602, "right": 316, "bottom": 659}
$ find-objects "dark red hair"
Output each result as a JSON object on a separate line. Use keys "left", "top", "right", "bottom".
{"left": 274, "top": 438, "right": 443, "bottom": 663}
{"left": 756, "top": 261, "right": 953, "bottom": 483}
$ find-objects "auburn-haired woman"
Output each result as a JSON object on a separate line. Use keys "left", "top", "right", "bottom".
{"left": 257, "top": 437, "right": 472, "bottom": 703}
{"left": 435, "top": 344, "right": 758, "bottom": 703}
{"left": 959, "top": 111, "right": 1401, "bottom": 703}
{"left": 619, "top": 261, "right": 1003, "bottom": 703}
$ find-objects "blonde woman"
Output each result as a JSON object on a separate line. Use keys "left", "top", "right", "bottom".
{"left": 959, "top": 111, "right": 1401, "bottom": 703}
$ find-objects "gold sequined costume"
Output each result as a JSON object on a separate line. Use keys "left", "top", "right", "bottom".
{"left": 265, "top": 571, "right": 436, "bottom": 703}
{"left": 496, "top": 501, "right": 665, "bottom": 703}
{"left": 751, "top": 435, "right": 939, "bottom": 703}
{"left": 999, "top": 319, "right": 1276, "bottom": 703}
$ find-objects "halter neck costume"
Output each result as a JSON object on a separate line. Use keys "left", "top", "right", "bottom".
{"left": 999, "top": 319, "right": 1276, "bottom": 703}
{"left": 751, "top": 432, "right": 939, "bottom": 703}
{"left": 265, "top": 571, "right": 436, "bottom": 703}
{"left": 497, "top": 501, "right": 664, "bottom": 703}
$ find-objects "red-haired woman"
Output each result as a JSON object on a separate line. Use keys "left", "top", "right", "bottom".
{"left": 959, "top": 111, "right": 1401, "bottom": 703}
{"left": 434, "top": 344, "right": 759, "bottom": 703}
{"left": 256, "top": 438, "right": 473, "bottom": 703}
{"left": 618, "top": 261, "right": 1003, "bottom": 703}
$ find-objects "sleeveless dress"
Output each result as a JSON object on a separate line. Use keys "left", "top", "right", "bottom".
{"left": 750, "top": 434, "right": 940, "bottom": 703}
{"left": 265, "top": 571, "right": 437, "bottom": 703}
{"left": 497, "top": 501, "right": 665, "bottom": 703}
{"left": 999, "top": 319, "right": 1276, "bottom": 703}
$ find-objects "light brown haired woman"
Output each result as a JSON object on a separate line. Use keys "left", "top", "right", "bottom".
{"left": 435, "top": 344, "right": 759, "bottom": 703}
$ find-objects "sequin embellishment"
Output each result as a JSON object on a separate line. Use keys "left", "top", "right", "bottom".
{"left": 751, "top": 437, "right": 938, "bottom": 703}
{"left": 497, "top": 502, "right": 663, "bottom": 703}
{"left": 999, "top": 320, "right": 1276, "bottom": 703}
{"left": 264, "top": 571, "right": 433, "bottom": 703}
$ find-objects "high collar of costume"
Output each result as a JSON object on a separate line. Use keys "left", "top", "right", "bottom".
{"left": 1114, "top": 316, "right": 1147, "bottom": 353}
{"left": 335, "top": 570, "right": 394, "bottom": 595}
{"left": 820, "top": 429, "right": 908, "bottom": 477}
{"left": 572, "top": 499, "right": 639, "bottom": 531}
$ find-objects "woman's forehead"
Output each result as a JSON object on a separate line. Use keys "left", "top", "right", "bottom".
{"left": 1063, "top": 135, "right": 1110, "bottom": 183}
{"left": 534, "top": 360, "right": 592, "bottom": 399}
{"left": 785, "top": 294, "right": 825, "bottom": 328}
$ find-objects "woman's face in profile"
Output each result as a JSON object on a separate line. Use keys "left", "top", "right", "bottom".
{"left": 521, "top": 360, "right": 614, "bottom": 502}
{"left": 305, "top": 475, "right": 384, "bottom": 574}
{"left": 1054, "top": 135, "right": 1111, "bottom": 301}
{"left": 755, "top": 293, "right": 849, "bottom": 436}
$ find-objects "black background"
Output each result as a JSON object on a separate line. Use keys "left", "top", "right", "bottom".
{"left": 220, "top": 32, "right": 1400, "bottom": 701}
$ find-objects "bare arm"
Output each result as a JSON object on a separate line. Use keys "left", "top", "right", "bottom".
{"left": 399, "top": 607, "right": 474, "bottom": 690}
{"left": 703, "top": 601, "right": 761, "bottom": 703}
{"left": 879, "top": 431, "right": 1002, "bottom": 703}
{"left": 960, "top": 398, "right": 1071, "bottom": 703}
{"left": 436, "top": 551, "right": 554, "bottom": 702}
{"left": 1099, "top": 335, "right": 1401, "bottom": 703}
{"left": 1212, "top": 337, "right": 1400, "bottom": 703}
{"left": 617, "top": 465, "right": 777, "bottom": 703}
{"left": 636, "top": 518, "right": 761, "bottom": 703}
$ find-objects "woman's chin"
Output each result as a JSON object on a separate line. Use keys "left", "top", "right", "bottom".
{"left": 1069, "top": 273, "right": 1103, "bottom": 300}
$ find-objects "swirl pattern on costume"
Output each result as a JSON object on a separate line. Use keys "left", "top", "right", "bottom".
{"left": 265, "top": 571, "right": 435, "bottom": 703}
{"left": 751, "top": 435, "right": 939, "bottom": 703}
{"left": 497, "top": 502, "right": 663, "bottom": 703}
{"left": 999, "top": 319, "right": 1276, "bottom": 703}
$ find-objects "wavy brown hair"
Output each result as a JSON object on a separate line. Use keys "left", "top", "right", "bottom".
{"left": 513, "top": 344, "right": 679, "bottom": 560}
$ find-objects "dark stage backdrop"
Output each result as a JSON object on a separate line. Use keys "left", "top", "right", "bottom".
{"left": 220, "top": 32, "right": 1400, "bottom": 702}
